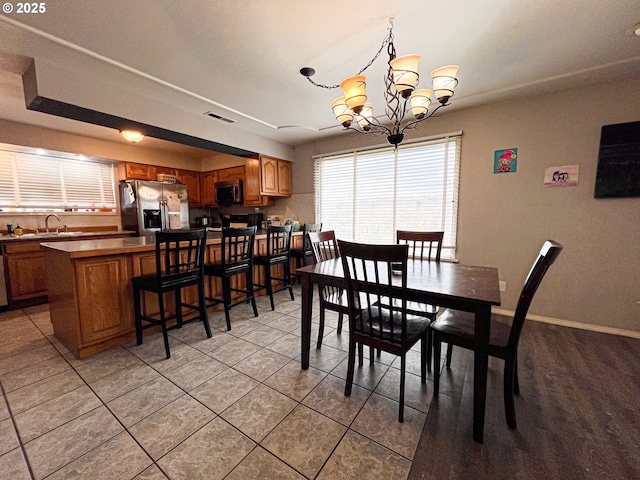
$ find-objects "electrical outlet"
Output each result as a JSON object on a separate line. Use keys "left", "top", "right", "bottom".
{"left": 499, "top": 281, "right": 507, "bottom": 292}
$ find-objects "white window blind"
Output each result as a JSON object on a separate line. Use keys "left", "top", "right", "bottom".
{"left": 314, "top": 135, "right": 461, "bottom": 259}
{"left": 0, "top": 150, "right": 116, "bottom": 211}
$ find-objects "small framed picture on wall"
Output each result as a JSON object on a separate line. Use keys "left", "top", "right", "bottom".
{"left": 494, "top": 148, "right": 518, "bottom": 174}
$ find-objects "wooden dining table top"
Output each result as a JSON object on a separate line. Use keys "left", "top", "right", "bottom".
{"left": 297, "top": 258, "right": 502, "bottom": 309}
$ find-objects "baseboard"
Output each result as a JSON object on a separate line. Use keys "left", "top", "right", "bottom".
{"left": 491, "top": 308, "right": 640, "bottom": 339}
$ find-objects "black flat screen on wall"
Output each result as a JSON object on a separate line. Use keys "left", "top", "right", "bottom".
{"left": 594, "top": 121, "right": 640, "bottom": 198}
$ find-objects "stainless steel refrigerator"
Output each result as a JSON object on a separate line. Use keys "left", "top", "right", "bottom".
{"left": 120, "top": 180, "right": 189, "bottom": 236}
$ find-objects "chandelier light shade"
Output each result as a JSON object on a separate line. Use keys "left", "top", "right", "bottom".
{"left": 300, "top": 18, "right": 459, "bottom": 147}
{"left": 120, "top": 130, "right": 145, "bottom": 143}
{"left": 330, "top": 97, "right": 354, "bottom": 127}
{"left": 340, "top": 75, "right": 367, "bottom": 114}
{"left": 389, "top": 54, "right": 421, "bottom": 97}
{"left": 410, "top": 89, "right": 433, "bottom": 119}
{"left": 431, "top": 65, "right": 460, "bottom": 103}
{"left": 357, "top": 103, "right": 374, "bottom": 130}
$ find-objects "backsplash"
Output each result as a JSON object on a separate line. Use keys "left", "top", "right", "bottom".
{"left": 0, "top": 213, "right": 119, "bottom": 235}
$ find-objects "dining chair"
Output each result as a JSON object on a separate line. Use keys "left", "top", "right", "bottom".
{"left": 338, "top": 239, "right": 430, "bottom": 422}
{"left": 394, "top": 230, "right": 445, "bottom": 371}
{"left": 254, "top": 224, "right": 295, "bottom": 310}
{"left": 431, "top": 240, "right": 563, "bottom": 428}
{"left": 132, "top": 229, "right": 211, "bottom": 359}
{"left": 307, "top": 230, "right": 347, "bottom": 347}
{"left": 290, "top": 223, "right": 322, "bottom": 284}
{"left": 204, "top": 226, "right": 258, "bottom": 331}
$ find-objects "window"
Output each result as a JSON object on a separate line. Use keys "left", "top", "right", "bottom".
{"left": 314, "top": 134, "right": 461, "bottom": 259}
{"left": 0, "top": 144, "right": 117, "bottom": 213}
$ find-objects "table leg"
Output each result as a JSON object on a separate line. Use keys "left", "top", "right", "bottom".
{"left": 300, "top": 273, "right": 312, "bottom": 370}
{"left": 473, "top": 305, "right": 491, "bottom": 443}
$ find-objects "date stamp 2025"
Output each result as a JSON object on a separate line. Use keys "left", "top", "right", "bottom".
{"left": 3, "top": 2, "right": 47, "bottom": 14}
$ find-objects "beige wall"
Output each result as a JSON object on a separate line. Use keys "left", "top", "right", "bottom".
{"left": 289, "top": 75, "right": 640, "bottom": 334}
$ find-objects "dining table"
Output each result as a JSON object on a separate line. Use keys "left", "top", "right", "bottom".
{"left": 297, "top": 257, "right": 501, "bottom": 443}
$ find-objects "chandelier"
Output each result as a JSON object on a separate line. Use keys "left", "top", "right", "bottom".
{"left": 300, "top": 18, "right": 459, "bottom": 146}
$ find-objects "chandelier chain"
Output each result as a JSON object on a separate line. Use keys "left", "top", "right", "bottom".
{"left": 304, "top": 29, "right": 394, "bottom": 90}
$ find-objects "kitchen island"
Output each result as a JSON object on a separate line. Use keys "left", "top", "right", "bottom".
{"left": 1, "top": 229, "right": 135, "bottom": 309}
{"left": 42, "top": 230, "right": 303, "bottom": 359}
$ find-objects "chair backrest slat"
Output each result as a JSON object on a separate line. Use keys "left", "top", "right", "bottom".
{"left": 301, "top": 223, "right": 322, "bottom": 252}
{"left": 308, "top": 230, "right": 339, "bottom": 263}
{"left": 396, "top": 230, "right": 444, "bottom": 262}
{"left": 154, "top": 229, "right": 207, "bottom": 282}
{"left": 508, "top": 240, "right": 563, "bottom": 349}
{"left": 266, "top": 224, "right": 292, "bottom": 257}
{"left": 338, "top": 240, "right": 409, "bottom": 343}
{"left": 221, "top": 226, "right": 257, "bottom": 267}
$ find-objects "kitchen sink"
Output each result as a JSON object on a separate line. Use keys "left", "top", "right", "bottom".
{"left": 13, "top": 231, "right": 83, "bottom": 238}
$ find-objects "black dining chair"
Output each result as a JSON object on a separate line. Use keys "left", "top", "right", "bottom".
{"left": 254, "top": 224, "right": 295, "bottom": 310}
{"left": 395, "top": 230, "right": 445, "bottom": 372}
{"left": 132, "top": 229, "right": 211, "bottom": 359}
{"left": 204, "top": 226, "right": 258, "bottom": 331}
{"left": 290, "top": 223, "right": 322, "bottom": 284}
{"left": 307, "top": 230, "right": 347, "bottom": 347}
{"left": 338, "top": 239, "right": 430, "bottom": 422}
{"left": 431, "top": 240, "right": 563, "bottom": 428}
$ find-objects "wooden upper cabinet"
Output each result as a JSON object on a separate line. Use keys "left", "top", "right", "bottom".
{"left": 260, "top": 156, "right": 292, "bottom": 197}
{"left": 202, "top": 171, "right": 218, "bottom": 206}
{"left": 175, "top": 169, "right": 202, "bottom": 207}
{"left": 124, "top": 163, "right": 176, "bottom": 181}
{"left": 124, "top": 162, "right": 154, "bottom": 180}
{"left": 216, "top": 166, "right": 245, "bottom": 183}
{"left": 244, "top": 158, "right": 270, "bottom": 206}
{"left": 278, "top": 160, "right": 292, "bottom": 196}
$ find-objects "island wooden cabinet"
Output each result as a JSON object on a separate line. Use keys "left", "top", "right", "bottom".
{"left": 260, "top": 156, "right": 292, "bottom": 197}
{"left": 75, "top": 256, "right": 133, "bottom": 344}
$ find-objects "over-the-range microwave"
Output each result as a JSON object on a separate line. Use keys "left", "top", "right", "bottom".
{"left": 215, "top": 180, "right": 243, "bottom": 205}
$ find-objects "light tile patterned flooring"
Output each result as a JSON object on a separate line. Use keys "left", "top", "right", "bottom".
{"left": 0, "top": 286, "right": 435, "bottom": 479}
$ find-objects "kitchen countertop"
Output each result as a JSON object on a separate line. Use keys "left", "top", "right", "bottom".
{"left": 40, "top": 229, "right": 301, "bottom": 259}
{"left": 0, "top": 230, "right": 136, "bottom": 243}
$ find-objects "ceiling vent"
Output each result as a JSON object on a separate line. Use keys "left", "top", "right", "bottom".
{"left": 203, "top": 111, "right": 236, "bottom": 123}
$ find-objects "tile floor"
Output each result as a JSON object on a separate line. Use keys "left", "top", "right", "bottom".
{"left": 0, "top": 286, "right": 435, "bottom": 479}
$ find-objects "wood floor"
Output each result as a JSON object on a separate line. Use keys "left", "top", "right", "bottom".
{"left": 408, "top": 319, "right": 640, "bottom": 480}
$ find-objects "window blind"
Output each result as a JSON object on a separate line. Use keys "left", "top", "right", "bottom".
{"left": 0, "top": 150, "right": 116, "bottom": 211}
{"left": 314, "top": 135, "right": 461, "bottom": 259}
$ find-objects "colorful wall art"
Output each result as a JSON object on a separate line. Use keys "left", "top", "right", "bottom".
{"left": 494, "top": 148, "right": 518, "bottom": 174}
{"left": 544, "top": 165, "right": 579, "bottom": 187}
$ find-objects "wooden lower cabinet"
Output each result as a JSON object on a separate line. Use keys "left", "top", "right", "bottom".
{"left": 2, "top": 233, "right": 134, "bottom": 309}
{"left": 76, "top": 256, "right": 133, "bottom": 344}
{"left": 5, "top": 250, "right": 48, "bottom": 303}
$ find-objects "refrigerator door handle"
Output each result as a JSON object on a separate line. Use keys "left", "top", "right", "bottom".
{"left": 160, "top": 199, "right": 167, "bottom": 231}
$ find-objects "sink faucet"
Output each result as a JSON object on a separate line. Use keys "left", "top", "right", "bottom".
{"left": 45, "top": 214, "right": 61, "bottom": 233}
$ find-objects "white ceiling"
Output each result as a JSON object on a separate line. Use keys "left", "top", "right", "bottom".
{"left": 1, "top": 0, "right": 639, "bottom": 155}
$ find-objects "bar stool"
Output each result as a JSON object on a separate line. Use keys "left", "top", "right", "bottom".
{"left": 132, "top": 229, "right": 211, "bottom": 359}
{"left": 290, "top": 223, "right": 321, "bottom": 283}
{"left": 204, "top": 226, "right": 258, "bottom": 331}
{"left": 254, "top": 224, "right": 294, "bottom": 310}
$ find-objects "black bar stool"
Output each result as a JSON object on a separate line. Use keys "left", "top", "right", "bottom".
{"left": 204, "top": 226, "right": 258, "bottom": 331}
{"left": 132, "top": 229, "right": 211, "bottom": 359}
{"left": 254, "top": 224, "right": 295, "bottom": 310}
{"left": 290, "top": 223, "right": 321, "bottom": 284}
